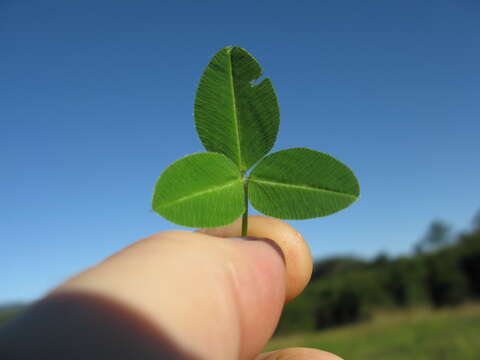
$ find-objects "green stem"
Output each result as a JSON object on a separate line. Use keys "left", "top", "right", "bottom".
{"left": 241, "top": 177, "right": 249, "bottom": 237}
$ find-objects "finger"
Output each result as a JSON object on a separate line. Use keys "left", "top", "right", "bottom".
{"left": 198, "top": 215, "right": 313, "bottom": 302}
{"left": 257, "top": 347, "right": 344, "bottom": 360}
{"left": 51, "top": 217, "right": 310, "bottom": 360}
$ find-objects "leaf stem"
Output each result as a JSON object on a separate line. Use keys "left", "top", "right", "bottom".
{"left": 241, "top": 176, "right": 249, "bottom": 237}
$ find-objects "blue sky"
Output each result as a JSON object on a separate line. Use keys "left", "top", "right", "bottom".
{"left": 1, "top": 0, "right": 479, "bottom": 303}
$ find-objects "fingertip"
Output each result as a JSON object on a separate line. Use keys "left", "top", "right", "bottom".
{"left": 249, "top": 217, "right": 312, "bottom": 302}
{"left": 257, "top": 347, "right": 344, "bottom": 360}
{"left": 202, "top": 216, "right": 313, "bottom": 302}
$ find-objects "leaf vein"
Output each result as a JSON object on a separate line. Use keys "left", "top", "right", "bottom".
{"left": 157, "top": 179, "right": 241, "bottom": 209}
{"left": 249, "top": 177, "right": 358, "bottom": 199}
{"left": 227, "top": 49, "right": 243, "bottom": 169}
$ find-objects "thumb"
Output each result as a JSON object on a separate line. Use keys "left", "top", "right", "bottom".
{"left": 13, "top": 217, "right": 312, "bottom": 360}
{"left": 198, "top": 215, "right": 313, "bottom": 302}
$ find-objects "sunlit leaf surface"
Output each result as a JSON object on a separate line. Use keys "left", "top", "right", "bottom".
{"left": 152, "top": 153, "right": 244, "bottom": 227}
{"left": 153, "top": 47, "right": 360, "bottom": 231}
{"left": 249, "top": 148, "right": 360, "bottom": 219}
{"left": 194, "top": 46, "right": 279, "bottom": 172}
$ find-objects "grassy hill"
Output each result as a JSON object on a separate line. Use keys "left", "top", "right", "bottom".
{"left": 0, "top": 304, "right": 25, "bottom": 328}
{"left": 267, "top": 303, "right": 480, "bottom": 359}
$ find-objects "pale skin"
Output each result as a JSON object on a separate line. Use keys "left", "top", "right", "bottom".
{"left": 0, "top": 216, "right": 342, "bottom": 360}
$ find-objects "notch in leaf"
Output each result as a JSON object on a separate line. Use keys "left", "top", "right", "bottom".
{"left": 194, "top": 46, "right": 280, "bottom": 173}
{"left": 152, "top": 46, "right": 360, "bottom": 236}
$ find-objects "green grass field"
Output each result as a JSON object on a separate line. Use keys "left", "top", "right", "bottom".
{"left": 267, "top": 303, "right": 480, "bottom": 359}
{"left": 0, "top": 307, "right": 23, "bottom": 328}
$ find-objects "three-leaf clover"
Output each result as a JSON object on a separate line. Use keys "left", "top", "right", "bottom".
{"left": 152, "top": 46, "right": 360, "bottom": 236}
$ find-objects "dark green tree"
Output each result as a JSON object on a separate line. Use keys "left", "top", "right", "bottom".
{"left": 472, "top": 209, "right": 480, "bottom": 232}
{"left": 425, "top": 252, "right": 468, "bottom": 307}
{"left": 415, "top": 220, "right": 451, "bottom": 253}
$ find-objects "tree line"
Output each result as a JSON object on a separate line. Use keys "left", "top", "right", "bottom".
{"left": 275, "top": 210, "right": 480, "bottom": 335}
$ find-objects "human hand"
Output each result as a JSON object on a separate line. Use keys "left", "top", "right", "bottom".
{"left": 0, "top": 216, "right": 342, "bottom": 360}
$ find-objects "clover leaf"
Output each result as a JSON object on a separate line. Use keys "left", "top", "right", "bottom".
{"left": 152, "top": 46, "right": 360, "bottom": 236}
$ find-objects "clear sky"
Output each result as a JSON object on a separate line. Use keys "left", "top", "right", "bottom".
{"left": 1, "top": 0, "right": 479, "bottom": 303}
